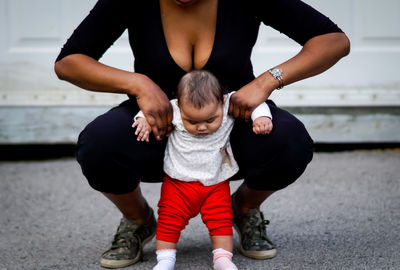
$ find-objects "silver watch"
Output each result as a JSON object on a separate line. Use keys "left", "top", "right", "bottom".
{"left": 268, "top": 68, "right": 284, "bottom": 90}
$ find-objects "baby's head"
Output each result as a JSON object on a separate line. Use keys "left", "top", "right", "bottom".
{"left": 177, "top": 70, "right": 224, "bottom": 136}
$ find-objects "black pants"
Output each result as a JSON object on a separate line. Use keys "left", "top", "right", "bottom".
{"left": 76, "top": 99, "right": 314, "bottom": 194}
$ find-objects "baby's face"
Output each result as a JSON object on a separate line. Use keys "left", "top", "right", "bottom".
{"left": 179, "top": 100, "right": 223, "bottom": 136}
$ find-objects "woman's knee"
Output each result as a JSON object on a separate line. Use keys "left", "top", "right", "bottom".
{"left": 76, "top": 121, "right": 140, "bottom": 193}
{"left": 231, "top": 105, "right": 314, "bottom": 190}
{"left": 245, "top": 138, "right": 314, "bottom": 190}
{"left": 76, "top": 102, "right": 166, "bottom": 193}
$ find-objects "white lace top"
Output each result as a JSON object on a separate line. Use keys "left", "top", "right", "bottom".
{"left": 135, "top": 93, "right": 271, "bottom": 186}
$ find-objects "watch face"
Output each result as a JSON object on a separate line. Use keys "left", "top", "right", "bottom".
{"left": 274, "top": 69, "right": 282, "bottom": 76}
{"left": 270, "top": 69, "right": 282, "bottom": 77}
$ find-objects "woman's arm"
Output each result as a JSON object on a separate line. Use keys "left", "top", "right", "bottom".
{"left": 55, "top": 54, "right": 148, "bottom": 95}
{"left": 55, "top": 54, "right": 172, "bottom": 140}
{"left": 230, "top": 0, "right": 351, "bottom": 120}
{"left": 269, "top": 32, "right": 350, "bottom": 88}
{"left": 54, "top": 0, "right": 172, "bottom": 139}
{"left": 229, "top": 32, "right": 350, "bottom": 120}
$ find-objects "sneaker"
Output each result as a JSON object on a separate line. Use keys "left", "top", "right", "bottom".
{"left": 232, "top": 198, "right": 276, "bottom": 260}
{"left": 100, "top": 209, "right": 157, "bottom": 268}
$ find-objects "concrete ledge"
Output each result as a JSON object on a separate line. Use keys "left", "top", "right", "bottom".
{"left": 1, "top": 106, "right": 400, "bottom": 144}
{"left": 286, "top": 106, "right": 400, "bottom": 143}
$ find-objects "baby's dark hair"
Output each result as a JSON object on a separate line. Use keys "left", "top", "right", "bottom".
{"left": 177, "top": 70, "right": 224, "bottom": 109}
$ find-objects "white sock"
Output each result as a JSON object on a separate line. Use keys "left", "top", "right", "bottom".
{"left": 153, "top": 249, "right": 176, "bottom": 270}
{"left": 212, "top": 248, "right": 238, "bottom": 270}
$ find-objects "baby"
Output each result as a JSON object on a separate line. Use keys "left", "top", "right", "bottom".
{"left": 132, "top": 70, "right": 273, "bottom": 270}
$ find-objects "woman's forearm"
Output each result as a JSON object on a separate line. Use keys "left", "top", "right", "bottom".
{"left": 55, "top": 54, "right": 173, "bottom": 139}
{"left": 54, "top": 54, "right": 150, "bottom": 96}
{"left": 256, "top": 32, "right": 351, "bottom": 96}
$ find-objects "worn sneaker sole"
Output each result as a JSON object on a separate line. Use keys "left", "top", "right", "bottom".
{"left": 233, "top": 223, "right": 277, "bottom": 260}
{"left": 100, "top": 230, "right": 156, "bottom": 269}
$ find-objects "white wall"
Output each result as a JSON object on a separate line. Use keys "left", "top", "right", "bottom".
{"left": 0, "top": 0, "right": 399, "bottom": 143}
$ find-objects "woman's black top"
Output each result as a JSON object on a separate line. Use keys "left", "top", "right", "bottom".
{"left": 56, "top": 0, "right": 343, "bottom": 99}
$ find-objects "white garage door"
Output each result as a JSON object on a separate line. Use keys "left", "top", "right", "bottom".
{"left": 0, "top": 0, "right": 399, "bottom": 143}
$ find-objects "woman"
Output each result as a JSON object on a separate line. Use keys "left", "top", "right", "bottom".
{"left": 55, "top": 0, "right": 350, "bottom": 268}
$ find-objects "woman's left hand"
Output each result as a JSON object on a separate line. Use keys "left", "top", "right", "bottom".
{"left": 229, "top": 33, "right": 350, "bottom": 122}
{"left": 228, "top": 79, "right": 271, "bottom": 121}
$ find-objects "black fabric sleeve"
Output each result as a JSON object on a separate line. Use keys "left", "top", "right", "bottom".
{"left": 55, "top": 0, "right": 129, "bottom": 62}
{"left": 253, "top": 0, "right": 343, "bottom": 46}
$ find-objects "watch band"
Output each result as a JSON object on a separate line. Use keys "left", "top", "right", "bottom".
{"left": 268, "top": 68, "right": 284, "bottom": 90}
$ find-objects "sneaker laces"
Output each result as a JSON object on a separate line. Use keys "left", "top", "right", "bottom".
{"left": 110, "top": 220, "right": 139, "bottom": 250}
{"left": 247, "top": 211, "right": 270, "bottom": 242}
{"left": 258, "top": 212, "right": 270, "bottom": 240}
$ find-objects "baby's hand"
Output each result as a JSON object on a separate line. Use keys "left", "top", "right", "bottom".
{"left": 132, "top": 117, "right": 151, "bottom": 142}
{"left": 253, "top": 116, "right": 273, "bottom": 135}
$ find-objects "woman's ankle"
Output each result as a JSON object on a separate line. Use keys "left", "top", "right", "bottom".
{"left": 232, "top": 184, "right": 275, "bottom": 216}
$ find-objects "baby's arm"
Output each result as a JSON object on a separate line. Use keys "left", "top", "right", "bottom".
{"left": 132, "top": 111, "right": 152, "bottom": 142}
{"left": 251, "top": 103, "right": 273, "bottom": 135}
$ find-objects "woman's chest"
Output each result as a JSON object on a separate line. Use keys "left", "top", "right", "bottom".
{"left": 127, "top": 0, "right": 260, "bottom": 92}
{"left": 160, "top": 0, "right": 218, "bottom": 71}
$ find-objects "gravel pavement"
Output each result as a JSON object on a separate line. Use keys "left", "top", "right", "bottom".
{"left": 1, "top": 150, "right": 399, "bottom": 270}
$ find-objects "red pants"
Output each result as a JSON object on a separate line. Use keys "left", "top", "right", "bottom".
{"left": 156, "top": 175, "right": 233, "bottom": 243}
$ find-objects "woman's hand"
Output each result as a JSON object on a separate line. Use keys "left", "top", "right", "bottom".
{"left": 135, "top": 78, "right": 173, "bottom": 141}
{"left": 54, "top": 55, "right": 173, "bottom": 140}
{"left": 229, "top": 33, "right": 350, "bottom": 122}
{"left": 54, "top": 55, "right": 172, "bottom": 140}
{"left": 229, "top": 79, "right": 271, "bottom": 122}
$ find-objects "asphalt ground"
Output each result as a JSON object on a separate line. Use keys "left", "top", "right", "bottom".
{"left": 1, "top": 150, "right": 399, "bottom": 270}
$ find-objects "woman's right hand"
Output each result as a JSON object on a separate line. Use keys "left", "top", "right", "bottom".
{"left": 135, "top": 77, "right": 173, "bottom": 141}
{"left": 54, "top": 55, "right": 173, "bottom": 140}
